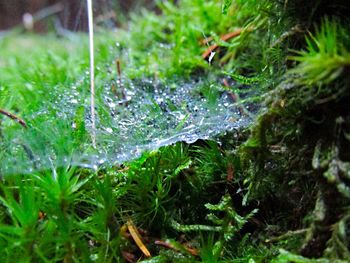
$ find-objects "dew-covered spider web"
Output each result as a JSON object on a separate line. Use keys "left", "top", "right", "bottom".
{"left": 0, "top": 70, "right": 260, "bottom": 175}
{"left": 0, "top": 1, "right": 261, "bottom": 175}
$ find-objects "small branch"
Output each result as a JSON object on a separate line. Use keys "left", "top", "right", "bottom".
{"left": 33, "top": 2, "right": 64, "bottom": 22}
{"left": 270, "top": 24, "right": 303, "bottom": 48}
{"left": 227, "top": 163, "right": 234, "bottom": 183}
{"left": 202, "top": 29, "right": 242, "bottom": 59}
{"left": 265, "top": 228, "right": 308, "bottom": 243}
{"left": 116, "top": 59, "right": 126, "bottom": 100}
{"left": 23, "top": 2, "right": 64, "bottom": 31}
{"left": 155, "top": 240, "right": 175, "bottom": 250}
{"left": 121, "top": 251, "right": 137, "bottom": 263}
{"left": 0, "top": 109, "right": 27, "bottom": 128}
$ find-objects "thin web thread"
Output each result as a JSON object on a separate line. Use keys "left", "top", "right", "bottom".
{"left": 87, "top": 0, "right": 96, "bottom": 148}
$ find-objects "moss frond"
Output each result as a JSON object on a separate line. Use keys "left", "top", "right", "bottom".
{"left": 289, "top": 18, "right": 350, "bottom": 86}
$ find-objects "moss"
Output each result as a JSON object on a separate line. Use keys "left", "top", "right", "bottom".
{"left": 1, "top": 0, "right": 350, "bottom": 261}
{"left": 236, "top": 26, "right": 350, "bottom": 263}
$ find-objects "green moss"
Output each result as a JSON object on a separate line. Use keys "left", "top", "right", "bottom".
{"left": 1, "top": 0, "right": 350, "bottom": 261}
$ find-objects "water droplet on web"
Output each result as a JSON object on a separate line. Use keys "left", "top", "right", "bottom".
{"left": 105, "top": 128, "right": 113, "bottom": 134}
{"left": 0, "top": 57, "right": 260, "bottom": 175}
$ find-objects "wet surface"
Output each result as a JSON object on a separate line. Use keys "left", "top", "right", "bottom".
{"left": 0, "top": 70, "right": 259, "bottom": 175}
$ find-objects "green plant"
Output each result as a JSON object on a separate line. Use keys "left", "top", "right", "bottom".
{"left": 289, "top": 18, "right": 350, "bottom": 86}
{"left": 171, "top": 194, "right": 257, "bottom": 260}
{"left": 0, "top": 0, "right": 350, "bottom": 262}
{"left": 118, "top": 143, "right": 191, "bottom": 229}
{"left": 0, "top": 181, "right": 41, "bottom": 260}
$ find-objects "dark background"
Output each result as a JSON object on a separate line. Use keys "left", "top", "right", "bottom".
{"left": 0, "top": 0, "right": 155, "bottom": 32}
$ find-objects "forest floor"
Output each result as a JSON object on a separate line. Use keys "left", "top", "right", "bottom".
{"left": 0, "top": 1, "right": 350, "bottom": 262}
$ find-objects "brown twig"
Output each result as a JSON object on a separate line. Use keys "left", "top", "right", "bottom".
{"left": 227, "top": 163, "right": 234, "bottom": 183}
{"left": 0, "top": 109, "right": 27, "bottom": 128}
{"left": 116, "top": 59, "right": 126, "bottom": 100}
{"left": 202, "top": 29, "right": 242, "bottom": 59}
{"left": 155, "top": 240, "right": 176, "bottom": 250}
{"left": 222, "top": 78, "right": 230, "bottom": 88}
{"left": 223, "top": 78, "right": 238, "bottom": 102}
{"left": 121, "top": 251, "right": 137, "bottom": 263}
{"left": 127, "top": 219, "right": 151, "bottom": 258}
{"left": 222, "top": 78, "right": 250, "bottom": 117}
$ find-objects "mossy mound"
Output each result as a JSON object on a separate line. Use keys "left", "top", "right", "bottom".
{"left": 0, "top": 0, "right": 350, "bottom": 262}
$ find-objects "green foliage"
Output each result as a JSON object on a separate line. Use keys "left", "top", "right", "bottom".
{"left": 222, "top": 0, "right": 233, "bottom": 15}
{"left": 122, "top": 0, "right": 275, "bottom": 79}
{"left": 324, "top": 211, "right": 350, "bottom": 260}
{"left": 72, "top": 106, "right": 88, "bottom": 148}
{"left": 1, "top": 0, "right": 350, "bottom": 262}
{"left": 119, "top": 143, "right": 191, "bottom": 228}
{"left": 270, "top": 249, "right": 349, "bottom": 263}
{"left": 289, "top": 18, "right": 350, "bottom": 86}
{"left": 171, "top": 194, "right": 257, "bottom": 260}
{"left": 225, "top": 72, "right": 264, "bottom": 85}
{"left": 192, "top": 141, "right": 229, "bottom": 183}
